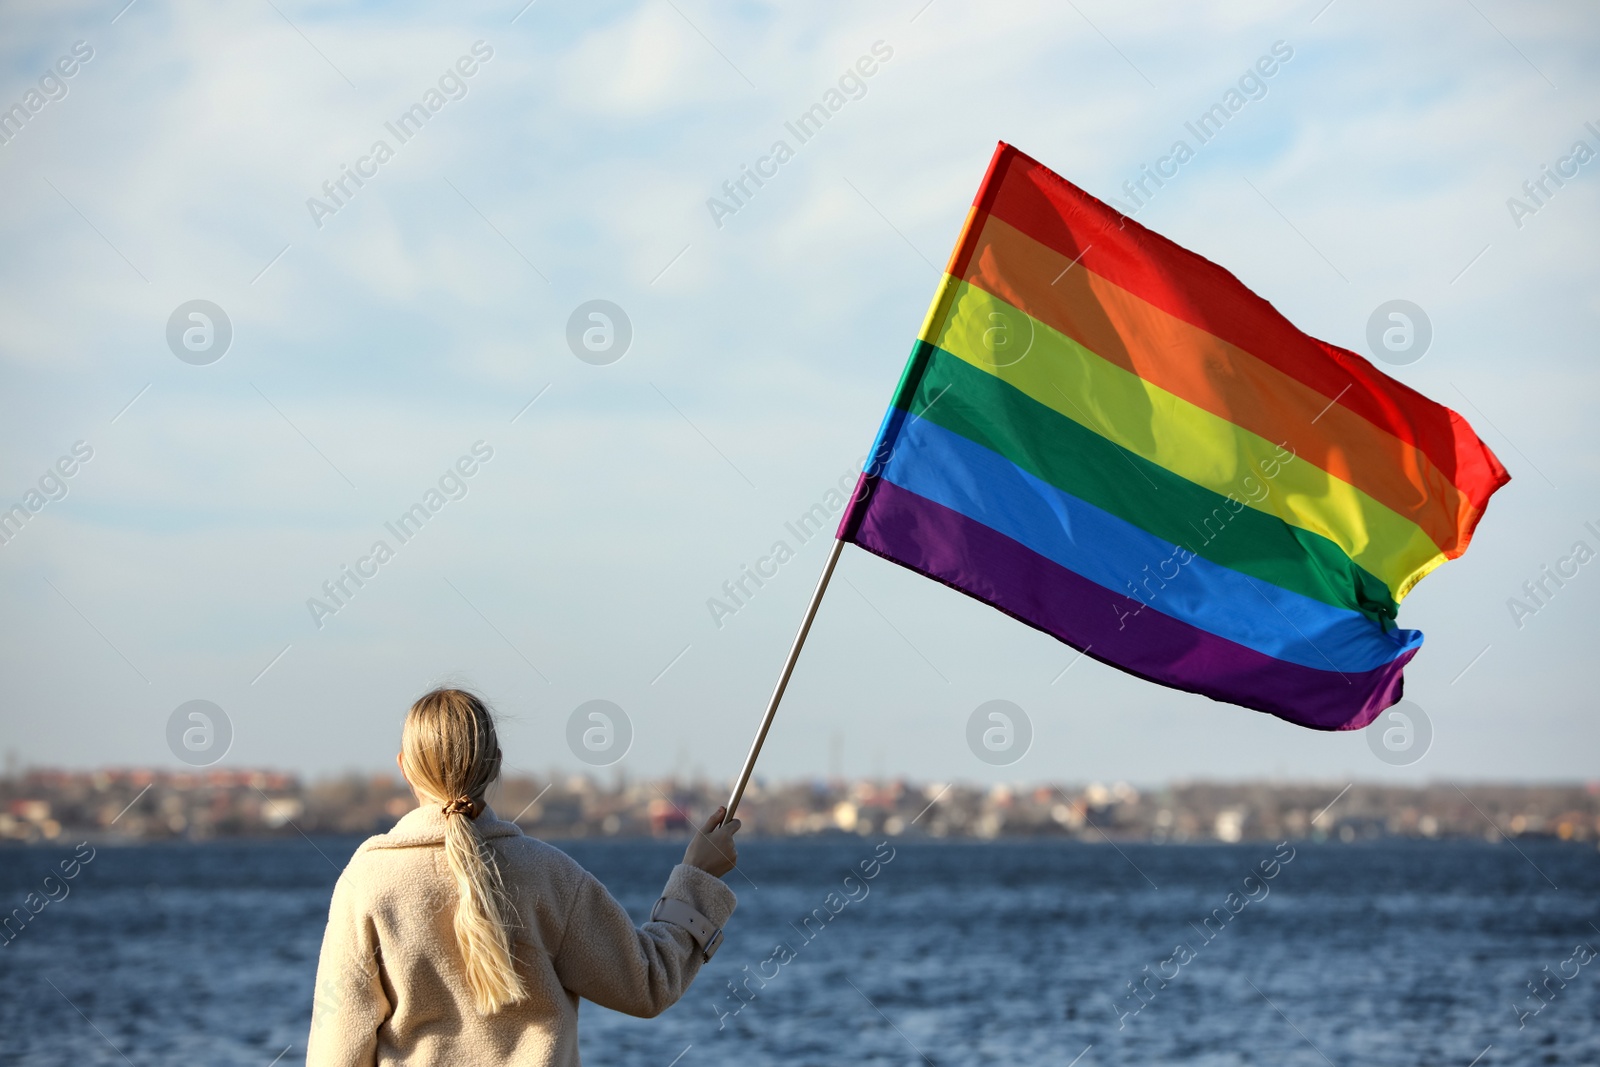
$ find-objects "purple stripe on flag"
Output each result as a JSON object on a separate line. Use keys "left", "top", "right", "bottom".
{"left": 852, "top": 478, "right": 1414, "bottom": 731}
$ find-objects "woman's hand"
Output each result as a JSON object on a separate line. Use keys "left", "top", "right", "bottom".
{"left": 683, "top": 806, "right": 741, "bottom": 877}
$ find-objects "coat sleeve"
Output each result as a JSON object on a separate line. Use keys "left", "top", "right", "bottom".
{"left": 551, "top": 863, "right": 736, "bottom": 1018}
{"left": 305, "top": 864, "right": 391, "bottom": 1067}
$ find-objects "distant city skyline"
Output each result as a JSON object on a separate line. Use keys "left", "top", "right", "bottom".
{"left": 5, "top": 765, "right": 1596, "bottom": 848}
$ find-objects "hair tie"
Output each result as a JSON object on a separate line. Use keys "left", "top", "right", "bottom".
{"left": 442, "top": 795, "right": 482, "bottom": 819}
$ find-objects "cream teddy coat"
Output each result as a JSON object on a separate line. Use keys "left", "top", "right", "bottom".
{"left": 306, "top": 805, "right": 736, "bottom": 1066}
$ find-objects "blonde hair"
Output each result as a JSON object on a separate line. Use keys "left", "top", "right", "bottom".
{"left": 401, "top": 688, "right": 527, "bottom": 1014}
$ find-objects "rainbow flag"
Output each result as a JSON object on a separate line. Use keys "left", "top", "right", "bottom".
{"left": 837, "top": 143, "right": 1509, "bottom": 730}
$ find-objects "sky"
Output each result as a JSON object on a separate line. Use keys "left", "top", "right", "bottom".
{"left": 0, "top": 0, "right": 1595, "bottom": 787}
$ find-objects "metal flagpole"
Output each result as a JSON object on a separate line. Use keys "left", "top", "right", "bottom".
{"left": 724, "top": 538, "right": 846, "bottom": 820}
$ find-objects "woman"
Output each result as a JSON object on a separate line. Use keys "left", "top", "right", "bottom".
{"left": 307, "top": 688, "right": 740, "bottom": 1066}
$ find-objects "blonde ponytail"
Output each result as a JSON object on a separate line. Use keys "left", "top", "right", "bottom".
{"left": 402, "top": 688, "right": 527, "bottom": 1014}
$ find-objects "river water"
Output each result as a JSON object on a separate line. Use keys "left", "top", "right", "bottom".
{"left": 2, "top": 835, "right": 1595, "bottom": 1065}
